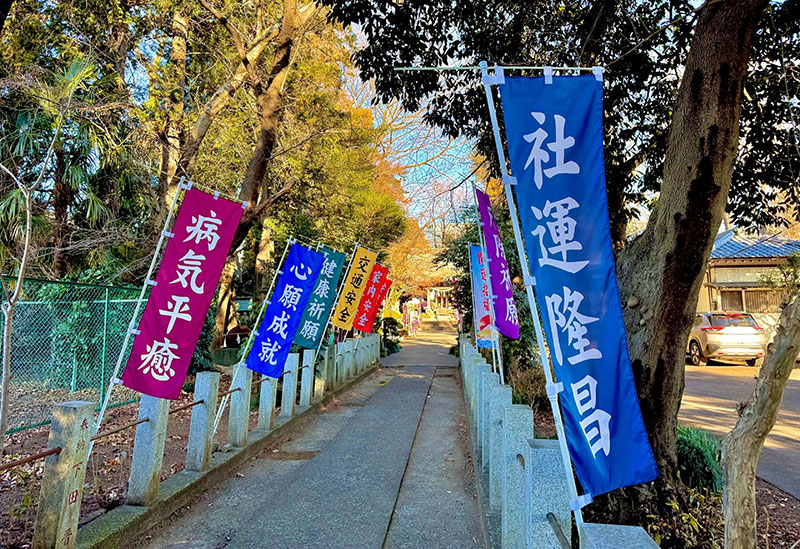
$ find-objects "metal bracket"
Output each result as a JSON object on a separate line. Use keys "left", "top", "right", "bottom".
{"left": 502, "top": 175, "right": 517, "bottom": 186}
{"left": 111, "top": 377, "right": 123, "bottom": 385}
{"left": 592, "top": 66, "right": 604, "bottom": 82}
{"left": 544, "top": 66, "right": 554, "bottom": 85}
{"left": 545, "top": 381, "right": 564, "bottom": 398}
{"left": 570, "top": 493, "right": 592, "bottom": 511}
{"left": 213, "top": 190, "right": 220, "bottom": 200}
{"left": 241, "top": 200, "right": 248, "bottom": 209}
{"left": 127, "top": 328, "right": 141, "bottom": 336}
{"left": 161, "top": 230, "right": 175, "bottom": 239}
{"left": 178, "top": 180, "right": 193, "bottom": 191}
{"left": 523, "top": 273, "right": 536, "bottom": 287}
{"left": 252, "top": 330, "right": 259, "bottom": 337}
{"left": 479, "top": 61, "right": 505, "bottom": 86}
{"left": 145, "top": 279, "right": 157, "bottom": 287}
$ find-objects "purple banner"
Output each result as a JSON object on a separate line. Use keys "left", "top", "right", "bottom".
{"left": 476, "top": 189, "right": 519, "bottom": 339}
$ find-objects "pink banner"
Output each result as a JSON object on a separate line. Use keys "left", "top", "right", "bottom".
{"left": 121, "top": 188, "right": 243, "bottom": 399}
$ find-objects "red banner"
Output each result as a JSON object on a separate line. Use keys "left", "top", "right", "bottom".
{"left": 121, "top": 188, "right": 243, "bottom": 399}
{"left": 352, "top": 264, "right": 388, "bottom": 332}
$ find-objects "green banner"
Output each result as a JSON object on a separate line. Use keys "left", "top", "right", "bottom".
{"left": 293, "top": 246, "right": 347, "bottom": 349}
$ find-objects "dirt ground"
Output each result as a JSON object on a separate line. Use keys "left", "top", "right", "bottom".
{"left": 0, "top": 374, "right": 264, "bottom": 548}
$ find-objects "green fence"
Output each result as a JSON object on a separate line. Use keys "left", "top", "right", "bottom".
{"left": 2, "top": 276, "right": 145, "bottom": 434}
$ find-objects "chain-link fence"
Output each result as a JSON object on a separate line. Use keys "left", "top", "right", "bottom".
{"left": 1, "top": 276, "right": 145, "bottom": 433}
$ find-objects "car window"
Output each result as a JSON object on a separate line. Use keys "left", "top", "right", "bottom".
{"left": 709, "top": 314, "right": 757, "bottom": 327}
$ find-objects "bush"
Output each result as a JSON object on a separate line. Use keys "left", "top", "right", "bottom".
{"left": 508, "top": 357, "right": 548, "bottom": 411}
{"left": 677, "top": 425, "right": 723, "bottom": 493}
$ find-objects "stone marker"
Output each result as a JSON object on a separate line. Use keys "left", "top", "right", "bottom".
{"left": 480, "top": 371, "right": 499, "bottom": 470}
{"left": 501, "top": 405, "right": 534, "bottom": 549}
{"left": 314, "top": 349, "right": 326, "bottom": 400}
{"left": 128, "top": 395, "right": 170, "bottom": 505}
{"left": 323, "top": 345, "right": 335, "bottom": 391}
{"left": 580, "top": 523, "right": 659, "bottom": 548}
{"left": 258, "top": 374, "right": 278, "bottom": 431}
{"left": 186, "top": 372, "right": 220, "bottom": 471}
{"left": 526, "top": 438, "right": 571, "bottom": 548}
{"left": 488, "top": 384, "right": 512, "bottom": 511}
{"left": 32, "top": 400, "right": 93, "bottom": 549}
{"left": 281, "top": 353, "right": 299, "bottom": 417}
{"left": 228, "top": 365, "right": 253, "bottom": 447}
{"left": 300, "top": 349, "right": 314, "bottom": 407}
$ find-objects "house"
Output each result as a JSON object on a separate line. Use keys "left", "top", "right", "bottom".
{"left": 698, "top": 229, "right": 800, "bottom": 336}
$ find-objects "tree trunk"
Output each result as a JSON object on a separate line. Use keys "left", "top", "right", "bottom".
{"left": 614, "top": 0, "right": 768, "bottom": 487}
{"left": 254, "top": 221, "right": 273, "bottom": 299}
{"left": 721, "top": 295, "right": 800, "bottom": 549}
{"left": 52, "top": 146, "right": 70, "bottom": 278}
{"left": 157, "top": 8, "right": 188, "bottom": 211}
{"left": 212, "top": 256, "right": 237, "bottom": 351}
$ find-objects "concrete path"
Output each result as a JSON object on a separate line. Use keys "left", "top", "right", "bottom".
{"left": 138, "top": 322, "right": 483, "bottom": 549}
{"left": 681, "top": 364, "right": 800, "bottom": 498}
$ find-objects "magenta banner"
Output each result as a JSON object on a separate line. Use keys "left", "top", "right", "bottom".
{"left": 476, "top": 189, "right": 519, "bottom": 339}
{"left": 121, "top": 188, "right": 243, "bottom": 399}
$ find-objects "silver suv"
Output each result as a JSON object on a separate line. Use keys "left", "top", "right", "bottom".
{"left": 686, "top": 312, "right": 767, "bottom": 367}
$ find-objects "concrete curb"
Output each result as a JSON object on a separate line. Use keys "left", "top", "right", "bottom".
{"left": 76, "top": 365, "right": 379, "bottom": 549}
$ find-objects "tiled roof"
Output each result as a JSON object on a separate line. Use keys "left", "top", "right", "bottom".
{"left": 711, "top": 233, "right": 800, "bottom": 259}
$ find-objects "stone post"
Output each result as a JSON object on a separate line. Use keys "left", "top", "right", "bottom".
{"left": 526, "top": 439, "right": 571, "bottom": 548}
{"left": 281, "top": 353, "right": 299, "bottom": 417}
{"left": 127, "top": 395, "right": 170, "bottom": 505}
{"left": 345, "top": 340, "right": 354, "bottom": 379}
{"left": 228, "top": 365, "right": 253, "bottom": 448}
{"left": 32, "top": 400, "right": 93, "bottom": 549}
{"left": 299, "top": 349, "right": 314, "bottom": 407}
{"left": 335, "top": 342, "right": 345, "bottom": 385}
{"left": 489, "top": 384, "right": 512, "bottom": 511}
{"left": 258, "top": 375, "right": 278, "bottom": 430}
{"left": 314, "top": 349, "right": 326, "bottom": 401}
{"left": 185, "top": 372, "right": 219, "bottom": 472}
{"left": 481, "top": 371, "right": 499, "bottom": 470}
{"left": 323, "top": 345, "right": 335, "bottom": 392}
{"left": 501, "top": 405, "right": 534, "bottom": 549}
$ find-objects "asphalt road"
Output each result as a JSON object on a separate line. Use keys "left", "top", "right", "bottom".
{"left": 680, "top": 363, "right": 800, "bottom": 499}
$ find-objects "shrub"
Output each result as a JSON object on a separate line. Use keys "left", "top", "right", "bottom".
{"left": 508, "top": 357, "right": 547, "bottom": 410}
{"left": 677, "top": 425, "right": 723, "bottom": 493}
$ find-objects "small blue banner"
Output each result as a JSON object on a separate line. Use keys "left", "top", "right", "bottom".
{"left": 499, "top": 74, "right": 657, "bottom": 496}
{"left": 247, "top": 243, "right": 324, "bottom": 377}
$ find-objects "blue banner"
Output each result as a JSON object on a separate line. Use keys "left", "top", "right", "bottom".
{"left": 293, "top": 246, "right": 346, "bottom": 349}
{"left": 499, "top": 74, "right": 657, "bottom": 496}
{"left": 470, "top": 245, "right": 495, "bottom": 349}
{"left": 247, "top": 243, "right": 324, "bottom": 377}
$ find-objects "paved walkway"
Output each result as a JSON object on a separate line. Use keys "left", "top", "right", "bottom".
{"left": 681, "top": 364, "right": 800, "bottom": 498}
{"left": 138, "top": 322, "right": 483, "bottom": 548}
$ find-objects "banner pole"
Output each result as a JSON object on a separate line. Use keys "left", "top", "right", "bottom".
{"left": 478, "top": 61, "right": 585, "bottom": 528}
{"left": 212, "top": 236, "right": 295, "bottom": 435}
{"left": 470, "top": 181, "right": 504, "bottom": 383}
{"left": 89, "top": 177, "right": 188, "bottom": 455}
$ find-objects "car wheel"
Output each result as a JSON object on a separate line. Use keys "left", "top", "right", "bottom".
{"left": 688, "top": 341, "right": 706, "bottom": 366}
{"left": 746, "top": 358, "right": 764, "bottom": 367}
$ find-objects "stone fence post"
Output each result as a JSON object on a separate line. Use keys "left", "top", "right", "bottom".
{"left": 127, "top": 395, "right": 170, "bottom": 506}
{"left": 32, "top": 400, "right": 93, "bottom": 549}
{"left": 281, "top": 353, "right": 299, "bottom": 417}
{"left": 300, "top": 349, "right": 314, "bottom": 407}
{"left": 186, "top": 372, "right": 219, "bottom": 471}
{"left": 501, "top": 405, "right": 534, "bottom": 549}
{"left": 228, "top": 365, "right": 253, "bottom": 448}
{"left": 258, "top": 374, "right": 278, "bottom": 430}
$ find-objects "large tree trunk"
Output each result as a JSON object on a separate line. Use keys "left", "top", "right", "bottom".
{"left": 52, "top": 147, "right": 71, "bottom": 278}
{"left": 254, "top": 221, "right": 273, "bottom": 299}
{"left": 157, "top": 8, "right": 188, "bottom": 211}
{"left": 212, "top": 256, "right": 237, "bottom": 351}
{"left": 721, "top": 295, "right": 800, "bottom": 549}
{"left": 603, "top": 0, "right": 768, "bottom": 525}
